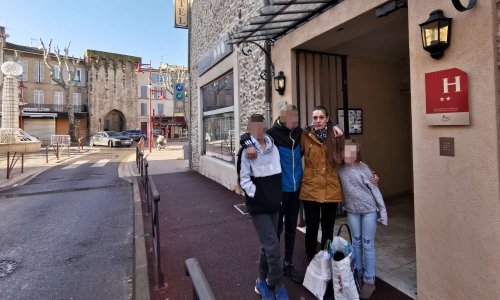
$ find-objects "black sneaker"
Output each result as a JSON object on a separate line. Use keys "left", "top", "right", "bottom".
{"left": 283, "top": 262, "right": 304, "bottom": 284}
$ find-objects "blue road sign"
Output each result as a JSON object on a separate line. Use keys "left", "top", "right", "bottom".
{"left": 176, "top": 92, "right": 184, "bottom": 100}
{"left": 175, "top": 83, "right": 184, "bottom": 92}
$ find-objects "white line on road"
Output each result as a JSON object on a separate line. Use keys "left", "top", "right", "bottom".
{"left": 91, "top": 159, "right": 111, "bottom": 168}
{"left": 62, "top": 160, "right": 89, "bottom": 170}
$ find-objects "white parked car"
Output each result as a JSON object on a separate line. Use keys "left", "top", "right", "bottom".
{"left": 89, "top": 131, "right": 133, "bottom": 148}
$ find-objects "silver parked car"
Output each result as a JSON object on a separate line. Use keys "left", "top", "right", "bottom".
{"left": 89, "top": 131, "right": 133, "bottom": 148}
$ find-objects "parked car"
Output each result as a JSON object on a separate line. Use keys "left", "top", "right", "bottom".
{"left": 121, "top": 130, "right": 147, "bottom": 142}
{"left": 89, "top": 131, "right": 133, "bottom": 147}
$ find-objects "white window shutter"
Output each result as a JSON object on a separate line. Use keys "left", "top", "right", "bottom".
{"left": 34, "top": 62, "right": 39, "bottom": 82}
{"left": 39, "top": 62, "right": 44, "bottom": 83}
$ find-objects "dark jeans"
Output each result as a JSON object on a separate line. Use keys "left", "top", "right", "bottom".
{"left": 302, "top": 201, "right": 338, "bottom": 259}
{"left": 277, "top": 190, "right": 301, "bottom": 263}
{"left": 250, "top": 212, "right": 283, "bottom": 287}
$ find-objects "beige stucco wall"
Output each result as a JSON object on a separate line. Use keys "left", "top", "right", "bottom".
{"left": 271, "top": 0, "right": 500, "bottom": 299}
{"left": 346, "top": 56, "right": 412, "bottom": 197}
{"left": 408, "top": 1, "right": 500, "bottom": 299}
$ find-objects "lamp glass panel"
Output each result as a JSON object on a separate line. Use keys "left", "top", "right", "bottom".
{"left": 423, "top": 24, "right": 438, "bottom": 46}
{"left": 278, "top": 79, "right": 285, "bottom": 89}
{"left": 439, "top": 25, "right": 449, "bottom": 43}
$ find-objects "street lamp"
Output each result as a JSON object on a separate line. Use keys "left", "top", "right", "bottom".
{"left": 135, "top": 61, "right": 167, "bottom": 153}
{"left": 135, "top": 61, "right": 154, "bottom": 153}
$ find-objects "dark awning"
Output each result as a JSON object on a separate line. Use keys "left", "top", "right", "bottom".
{"left": 227, "top": 0, "right": 343, "bottom": 45}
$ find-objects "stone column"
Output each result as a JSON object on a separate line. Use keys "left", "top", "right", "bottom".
{"left": 1, "top": 61, "right": 21, "bottom": 129}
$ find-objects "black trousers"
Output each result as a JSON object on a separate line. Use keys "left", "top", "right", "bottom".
{"left": 302, "top": 201, "right": 338, "bottom": 260}
{"left": 277, "top": 190, "right": 301, "bottom": 263}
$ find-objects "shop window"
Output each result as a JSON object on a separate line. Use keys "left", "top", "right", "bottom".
{"left": 201, "top": 72, "right": 235, "bottom": 163}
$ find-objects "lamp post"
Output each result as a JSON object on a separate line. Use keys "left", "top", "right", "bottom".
{"left": 135, "top": 61, "right": 154, "bottom": 153}
{"left": 135, "top": 61, "right": 167, "bottom": 153}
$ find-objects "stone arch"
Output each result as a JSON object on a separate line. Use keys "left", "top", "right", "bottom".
{"left": 104, "top": 109, "right": 126, "bottom": 132}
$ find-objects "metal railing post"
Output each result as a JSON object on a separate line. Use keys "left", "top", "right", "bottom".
{"left": 185, "top": 258, "right": 216, "bottom": 300}
{"left": 149, "top": 178, "right": 164, "bottom": 287}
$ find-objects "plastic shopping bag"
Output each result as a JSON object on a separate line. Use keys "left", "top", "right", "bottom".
{"left": 330, "top": 224, "right": 359, "bottom": 300}
{"left": 303, "top": 250, "right": 331, "bottom": 300}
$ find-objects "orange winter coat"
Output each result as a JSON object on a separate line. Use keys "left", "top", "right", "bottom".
{"left": 299, "top": 128, "right": 343, "bottom": 203}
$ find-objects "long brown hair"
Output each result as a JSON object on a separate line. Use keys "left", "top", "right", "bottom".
{"left": 313, "top": 105, "right": 344, "bottom": 168}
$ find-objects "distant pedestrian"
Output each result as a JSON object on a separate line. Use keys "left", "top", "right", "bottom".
{"left": 77, "top": 137, "right": 84, "bottom": 152}
{"left": 338, "top": 143, "right": 388, "bottom": 299}
{"left": 239, "top": 114, "right": 289, "bottom": 300}
{"left": 138, "top": 137, "right": 145, "bottom": 153}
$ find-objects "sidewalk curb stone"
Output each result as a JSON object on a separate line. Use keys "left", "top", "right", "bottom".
{"left": 133, "top": 178, "right": 151, "bottom": 300}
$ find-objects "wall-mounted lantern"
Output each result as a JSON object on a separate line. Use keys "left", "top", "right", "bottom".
{"left": 274, "top": 71, "right": 286, "bottom": 95}
{"left": 419, "top": 10, "right": 452, "bottom": 59}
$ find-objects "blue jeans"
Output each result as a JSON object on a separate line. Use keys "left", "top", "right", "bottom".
{"left": 347, "top": 211, "right": 377, "bottom": 284}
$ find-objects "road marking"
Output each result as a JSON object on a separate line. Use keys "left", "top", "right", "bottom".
{"left": 91, "top": 159, "right": 111, "bottom": 168}
{"left": 62, "top": 160, "right": 89, "bottom": 170}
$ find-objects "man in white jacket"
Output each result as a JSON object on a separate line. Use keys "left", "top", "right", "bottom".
{"left": 239, "top": 114, "right": 289, "bottom": 300}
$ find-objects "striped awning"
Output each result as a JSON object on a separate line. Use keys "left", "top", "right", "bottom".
{"left": 227, "top": 0, "right": 343, "bottom": 45}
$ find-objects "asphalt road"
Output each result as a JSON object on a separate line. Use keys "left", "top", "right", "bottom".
{"left": 0, "top": 148, "right": 135, "bottom": 300}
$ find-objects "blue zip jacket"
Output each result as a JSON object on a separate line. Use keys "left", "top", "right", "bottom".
{"left": 241, "top": 118, "right": 303, "bottom": 192}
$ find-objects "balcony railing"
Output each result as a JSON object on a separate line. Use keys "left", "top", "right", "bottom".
{"left": 23, "top": 104, "right": 88, "bottom": 113}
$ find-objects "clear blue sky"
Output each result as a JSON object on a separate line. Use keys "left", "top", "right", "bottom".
{"left": 0, "top": 0, "right": 188, "bottom": 67}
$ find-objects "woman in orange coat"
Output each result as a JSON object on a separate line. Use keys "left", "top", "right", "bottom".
{"left": 300, "top": 106, "right": 344, "bottom": 260}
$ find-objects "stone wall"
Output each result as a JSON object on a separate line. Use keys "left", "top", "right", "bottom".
{"left": 189, "top": 0, "right": 267, "bottom": 170}
{"left": 85, "top": 50, "right": 140, "bottom": 134}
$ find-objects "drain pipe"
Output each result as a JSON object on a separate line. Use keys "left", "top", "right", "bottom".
{"left": 264, "top": 40, "right": 272, "bottom": 128}
{"left": 187, "top": 0, "right": 193, "bottom": 170}
{"left": 263, "top": 0, "right": 272, "bottom": 128}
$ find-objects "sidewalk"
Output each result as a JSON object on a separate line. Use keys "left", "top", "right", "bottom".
{"left": 0, "top": 146, "right": 100, "bottom": 190}
{"left": 127, "top": 144, "right": 412, "bottom": 300}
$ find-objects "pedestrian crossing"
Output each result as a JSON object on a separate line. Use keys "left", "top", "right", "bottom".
{"left": 62, "top": 159, "right": 112, "bottom": 169}
{"left": 62, "top": 160, "right": 89, "bottom": 170}
{"left": 91, "top": 159, "right": 111, "bottom": 168}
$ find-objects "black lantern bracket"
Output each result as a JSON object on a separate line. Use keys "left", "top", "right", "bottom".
{"left": 451, "top": 0, "right": 476, "bottom": 12}
{"left": 240, "top": 41, "right": 275, "bottom": 81}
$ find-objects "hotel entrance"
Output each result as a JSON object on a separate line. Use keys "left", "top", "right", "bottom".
{"left": 293, "top": 7, "right": 416, "bottom": 298}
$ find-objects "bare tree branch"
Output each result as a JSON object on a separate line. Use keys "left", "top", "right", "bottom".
{"left": 39, "top": 38, "right": 81, "bottom": 141}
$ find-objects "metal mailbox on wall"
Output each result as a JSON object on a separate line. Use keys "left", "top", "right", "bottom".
{"left": 425, "top": 68, "right": 469, "bottom": 125}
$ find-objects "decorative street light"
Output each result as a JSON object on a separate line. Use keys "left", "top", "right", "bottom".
{"left": 134, "top": 61, "right": 167, "bottom": 153}
{"left": 419, "top": 10, "right": 452, "bottom": 60}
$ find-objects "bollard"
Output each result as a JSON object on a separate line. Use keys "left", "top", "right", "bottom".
{"left": 46, "top": 146, "right": 48, "bottom": 164}
{"left": 56, "top": 142, "right": 60, "bottom": 160}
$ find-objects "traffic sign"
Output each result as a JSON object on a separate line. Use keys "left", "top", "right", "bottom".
{"left": 175, "top": 83, "right": 184, "bottom": 92}
{"left": 175, "top": 91, "right": 184, "bottom": 100}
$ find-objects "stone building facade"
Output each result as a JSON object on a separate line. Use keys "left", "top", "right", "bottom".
{"left": 189, "top": 0, "right": 268, "bottom": 190}
{"left": 0, "top": 27, "right": 89, "bottom": 144}
{"left": 84, "top": 50, "right": 140, "bottom": 134}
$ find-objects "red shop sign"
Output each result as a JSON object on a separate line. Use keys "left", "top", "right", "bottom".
{"left": 425, "top": 68, "right": 469, "bottom": 125}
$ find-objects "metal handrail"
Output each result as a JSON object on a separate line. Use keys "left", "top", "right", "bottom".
{"left": 148, "top": 175, "right": 164, "bottom": 287}
{"left": 136, "top": 146, "right": 164, "bottom": 288}
{"left": 185, "top": 258, "right": 216, "bottom": 300}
